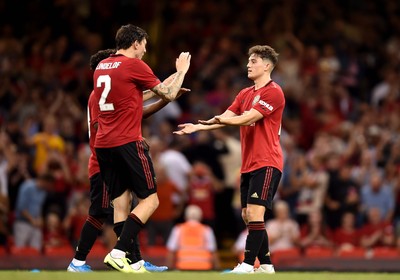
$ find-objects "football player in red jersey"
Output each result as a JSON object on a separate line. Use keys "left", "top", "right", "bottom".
{"left": 93, "top": 24, "right": 190, "bottom": 273}
{"left": 175, "top": 45, "right": 284, "bottom": 274}
{"left": 68, "top": 47, "right": 188, "bottom": 272}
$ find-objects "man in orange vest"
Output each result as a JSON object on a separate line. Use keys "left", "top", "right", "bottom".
{"left": 166, "top": 205, "right": 220, "bottom": 270}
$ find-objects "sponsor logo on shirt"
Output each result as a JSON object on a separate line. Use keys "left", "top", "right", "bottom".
{"left": 258, "top": 100, "right": 273, "bottom": 111}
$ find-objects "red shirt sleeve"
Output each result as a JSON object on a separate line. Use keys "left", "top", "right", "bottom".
{"left": 227, "top": 90, "right": 243, "bottom": 115}
{"left": 88, "top": 91, "right": 99, "bottom": 125}
{"left": 129, "top": 59, "right": 160, "bottom": 90}
{"left": 253, "top": 87, "right": 284, "bottom": 117}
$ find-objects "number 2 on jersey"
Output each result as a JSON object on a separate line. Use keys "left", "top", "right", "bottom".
{"left": 97, "top": 75, "right": 114, "bottom": 111}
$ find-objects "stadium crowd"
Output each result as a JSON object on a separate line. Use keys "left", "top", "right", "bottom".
{"left": 0, "top": 0, "right": 399, "bottom": 262}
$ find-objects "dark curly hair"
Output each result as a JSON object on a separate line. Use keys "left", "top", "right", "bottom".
{"left": 248, "top": 45, "right": 279, "bottom": 67}
{"left": 89, "top": 49, "right": 116, "bottom": 70}
{"left": 115, "top": 24, "right": 148, "bottom": 50}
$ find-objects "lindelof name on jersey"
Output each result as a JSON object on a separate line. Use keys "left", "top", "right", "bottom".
{"left": 96, "top": 61, "right": 121, "bottom": 70}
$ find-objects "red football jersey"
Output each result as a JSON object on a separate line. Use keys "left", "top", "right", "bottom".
{"left": 87, "top": 90, "right": 100, "bottom": 178}
{"left": 228, "top": 81, "right": 285, "bottom": 173}
{"left": 93, "top": 54, "right": 160, "bottom": 148}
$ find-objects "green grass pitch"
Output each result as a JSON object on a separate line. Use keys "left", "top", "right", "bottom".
{"left": 0, "top": 271, "right": 399, "bottom": 280}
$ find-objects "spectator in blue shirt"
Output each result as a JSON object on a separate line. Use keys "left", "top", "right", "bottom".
{"left": 361, "top": 171, "right": 394, "bottom": 223}
{"left": 14, "top": 173, "right": 54, "bottom": 250}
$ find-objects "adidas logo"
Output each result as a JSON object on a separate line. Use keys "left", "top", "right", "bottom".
{"left": 251, "top": 192, "right": 259, "bottom": 198}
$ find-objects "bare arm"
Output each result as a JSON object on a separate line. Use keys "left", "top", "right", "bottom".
{"left": 143, "top": 73, "right": 179, "bottom": 101}
{"left": 151, "top": 71, "right": 186, "bottom": 101}
{"left": 143, "top": 88, "right": 190, "bottom": 119}
{"left": 214, "top": 108, "right": 263, "bottom": 126}
{"left": 143, "top": 90, "right": 156, "bottom": 101}
{"left": 173, "top": 110, "right": 237, "bottom": 135}
{"left": 143, "top": 99, "right": 168, "bottom": 119}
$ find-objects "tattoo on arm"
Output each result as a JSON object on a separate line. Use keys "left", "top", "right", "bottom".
{"left": 143, "top": 90, "right": 156, "bottom": 101}
{"left": 151, "top": 71, "right": 185, "bottom": 101}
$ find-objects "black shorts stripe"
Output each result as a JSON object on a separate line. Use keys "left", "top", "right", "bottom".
{"left": 88, "top": 172, "right": 112, "bottom": 218}
{"left": 136, "top": 141, "right": 154, "bottom": 189}
{"left": 102, "top": 183, "right": 109, "bottom": 209}
{"left": 87, "top": 216, "right": 102, "bottom": 230}
{"left": 261, "top": 167, "right": 273, "bottom": 200}
{"left": 240, "top": 166, "right": 282, "bottom": 210}
{"left": 96, "top": 141, "right": 157, "bottom": 200}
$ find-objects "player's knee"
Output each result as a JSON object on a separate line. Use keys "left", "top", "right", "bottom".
{"left": 245, "top": 206, "right": 265, "bottom": 222}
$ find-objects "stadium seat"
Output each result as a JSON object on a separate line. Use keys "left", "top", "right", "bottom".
{"left": 372, "top": 247, "right": 399, "bottom": 259}
{"left": 44, "top": 245, "right": 73, "bottom": 257}
{"left": 144, "top": 245, "right": 168, "bottom": 257}
{"left": 337, "top": 247, "right": 366, "bottom": 258}
{"left": 304, "top": 246, "right": 334, "bottom": 258}
{"left": 271, "top": 248, "right": 301, "bottom": 264}
{"left": 10, "top": 246, "right": 41, "bottom": 256}
{"left": 0, "top": 246, "right": 7, "bottom": 256}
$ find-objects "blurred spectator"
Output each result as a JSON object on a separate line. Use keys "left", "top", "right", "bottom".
{"left": 0, "top": 131, "right": 12, "bottom": 246}
{"left": 183, "top": 131, "right": 228, "bottom": 182}
{"left": 295, "top": 155, "right": 329, "bottom": 226}
{"left": 332, "top": 212, "right": 361, "bottom": 253}
{"left": 63, "top": 193, "right": 91, "bottom": 248}
{"left": 147, "top": 163, "right": 182, "bottom": 246}
{"left": 371, "top": 67, "right": 399, "bottom": 108}
{"left": 351, "top": 150, "right": 377, "bottom": 188}
{"left": 13, "top": 173, "right": 54, "bottom": 250}
{"left": 266, "top": 200, "right": 300, "bottom": 252}
{"left": 300, "top": 210, "right": 333, "bottom": 249}
{"left": 6, "top": 147, "right": 34, "bottom": 212}
{"left": 27, "top": 115, "right": 66, "bottom": 174}
{"left": 213, "top": 128, "right": 242, "bottom": 239}
{"left": 187, "top": 161, "right": 223, "bottom": 229}
{"left": 361, "top": 170, "right": 395, "bottom": 222}
{"left": 166, "top": 205, "right": 220, "bottom": 270}
{"left": 360, "top": 207, "right": 395, "bottom": 249}
{"left": 325, "top": 163, "right": 360, "bottom": 229}
{"left": 151, "top": 137, "right": 192, "bottom": 211}
{"left": 43, "top": 210, "right": 68, "bottom": 249}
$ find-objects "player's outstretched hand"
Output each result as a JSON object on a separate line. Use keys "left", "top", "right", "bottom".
{"left": 198, "top": 116, "right": 221, "bottom": 125}
{"left": 173, "top": 123, "right": 197, "bottom": 135}
{"left": 176, "top": 52, "right": 191, "bottom": 74}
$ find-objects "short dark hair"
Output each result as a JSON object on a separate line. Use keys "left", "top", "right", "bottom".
{"left": 89, "top": 49, "right": 116, "bottom": 70}
{"left": 115, "top": 24, "right": 148, "bottom": 50}
{"left": 248, "top": 45, "right": 279, "bottom": 67}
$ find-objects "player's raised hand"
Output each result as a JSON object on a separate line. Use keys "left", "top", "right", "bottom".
{"left": 176, "top": 52, "right": 191, "bottom": 73}
{"left": 177, "top": 88, "right": 191, "bottom": 98}
{"left": 173, "top": 123, "right": 198, "bottom": 135}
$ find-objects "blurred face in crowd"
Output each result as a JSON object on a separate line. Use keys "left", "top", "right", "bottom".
{"left": 370, "top": 172, "right": 382, "bottom": 191}
{"left": 247, "top": 54, "right": 269, "bottom": 81}
{"left": 341, "top": 212, "right": 355, "bottom": 230}
{"left": 367, "top": 207, "right": 381, "bottom": 225}
{"left": 274, "top": 201, "right": 290, "bottom": 221}
{"left": 43, "top": 115, "right": 57, "bottom": 134}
